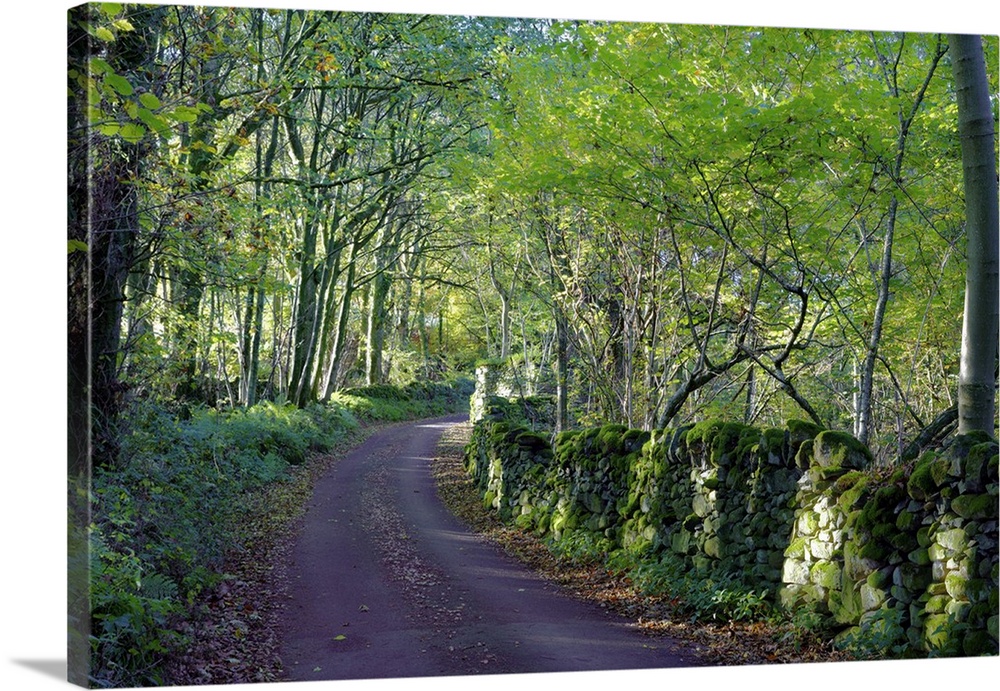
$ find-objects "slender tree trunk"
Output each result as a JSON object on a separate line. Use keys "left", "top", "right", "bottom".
{"left": 555, "top": 308, "right": 570, "bottom": 433}
{"left": 365, "top": 273, "right": 392, "bottom": 385}
{"left": 321, "top": 241, "right": 360, "bottom": 399}
{"left": 366, "top": 227, "right": 395, "bottom": 385}
{"left": 857, "top": 197, "right": 897, "bottom": 447}
{"left": 950, "top": 34, "right": 999, "bottom": 436}
{"left": 289, "top": 200, "right": 325, "bottom": 406}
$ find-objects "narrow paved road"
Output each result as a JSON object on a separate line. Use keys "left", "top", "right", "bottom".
{"left": 277, "top": 414, "right": 700, "bottom": 681}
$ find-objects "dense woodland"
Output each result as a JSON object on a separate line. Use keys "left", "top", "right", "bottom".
{"left": 67, "top": 4, "right": 997, "bottom": 685}
{"left": 69, "top": 5, "right": 997, "bottom": 467}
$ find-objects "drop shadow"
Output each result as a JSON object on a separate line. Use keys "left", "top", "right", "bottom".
{"left": 11, "top": 659, "right": 66, "bottom": 682}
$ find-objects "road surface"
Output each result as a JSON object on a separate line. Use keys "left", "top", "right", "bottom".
{"left": 277, "top": 414, "right": 700, "bottom": 681}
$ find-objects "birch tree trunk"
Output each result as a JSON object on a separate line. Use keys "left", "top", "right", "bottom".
{"left": 949, "top": 34, "right": 999, "bottom": 436}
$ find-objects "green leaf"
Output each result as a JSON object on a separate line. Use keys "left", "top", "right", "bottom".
{"left": 100, "top": 3, "right": 123, "bottom": 15}
{"left": 89, "top": 58, "right": 111, "bottom": 75}
{"left": 105, "top": 73, "right": 134, "bottom": 97}
{"left": 95, "top": 27, "right": 115, "bottom": 43}
{"left": 119, "top": 123, "right": 146, "bottom": 143}
{"left": 138, "top": 109, "right": 171, "bottom": 137}
{"left": 139, "top": 92, "right": 161, "bottom": 110}
{"left": 98, "top": 123, "right": 121, "bottom": 137}
{"left": 112, "top": 19, "right": 135, "bottom": 32}
{"left": 333, "top": 634, "right": 347, "bottom": 641}
{"left": 170, "top": 105, "right": 200, "bottom": 123}
{"left": 68, "top": 239, "right": 89, "bottom": 254}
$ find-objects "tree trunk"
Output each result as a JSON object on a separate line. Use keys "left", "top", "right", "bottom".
{"left": 857, "top": 199, "right": 897, "bottom": 447}
{"left": 555, "top": 308, "right": 570, "bottom": 433}
{"left": 950, "top": 34, "right": 999, "bottom": 436}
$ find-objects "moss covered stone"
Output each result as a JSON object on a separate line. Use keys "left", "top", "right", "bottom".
{"left": 702, "top": 468, "right": 720, "bottom": 490}
{"left": 935, "top": 527, "right": 968, "bottom": 555}
{"left": 895, "top": 509, "right": 917, "bottom": 532}
{"left": 837, "top": 476, "right": 871, "bottom": 512}
{"left": 859, "top": 539, "right": 890, "bottom": 562}
{"left": 809, "top": 466, "right": 850, "bottom": 485}
{"left": 960, "top": 442, "right": 997, "bottom": 493}
{"left": 796, "top": 510, "right": 820, "bottom": 536}
{"left": 860, "top": 582, "right": 887, "bottom": 611}
{"left": 924, "top": 593, "right": 949, "bottom": 614}
{"left": 788, "top": 419, "right": 824, "bottom": 444}
{"left": 811, "top": 560, "right": 842, "bottom": 589}
{"left": 887, "top": 529, "right": 917, "bottom": 554}
{"left": 951, "top": 493, "right": 995, "bottom": 521}
{"left": 784, "top": 536, "right": 809, "bottom": 559}
{"left": 762, "top": 428, "right": 788, "bottom": 462}
{"left": 895, "top": 563, "right": 931, "bottom": 592}
{"left": 928, "top": 455, "right": 955, "bottom": 487}
{"left": 704, "top": 536, "right": 723, "bottom": 558}
{"left": 962, "top": 630, "right": 997, "bottom": 656}
{"left": 794, "top": 440, "right": 814, "bottom": 470}
{"left": 830, "top": 583, "right": 864, "bottom": 625}
{"left": 514, "top": 430, "right": 551, "bottom": 453}
{"left": 671, "top": 528, "right": 692, "bottom": 555}
{"left": 783, "top": 559, "right": 810, "bottom": 585}
{"left": 945, "top": 571, "right": 968, "bottom": 600}
{"left": 813, "top": 430, "right": 873, "bottom": 470}
{"left": 907, "top": 547, "right": 931, "bottom": 566}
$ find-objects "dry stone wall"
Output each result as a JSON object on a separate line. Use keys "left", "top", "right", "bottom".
{"left": 463, "top": 397, "right": 999, "bottom": 657}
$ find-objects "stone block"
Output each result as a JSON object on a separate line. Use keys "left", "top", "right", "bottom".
{"left": 890, "top": 585, "right": 913, "bottom": 605}
{"left": 924, "top": 593, "right": 949, "bottom": 614}
{"left": 704, "top": 536, "right": 723, "bottom": 559}
{"left": 861, "top": 582, "right": 887, "bottom": 611}
{"left": 692, "top": 493, "right": 711, "bottom": 518}
{"left": 895, "top": 563, "right": 932, "bottom": 592}
{"left": 671, "top": 528, "right": 691, "bottom": 555}
{"left": 811, "top": 539, "right": 836, "bottom": 561}
{"left": 923, "top": 613, "right": 953, "bottom": 651}
{"left": 784, "top": 536, "right": 808, "bottom": 559}
{"left": 952, "top": 493, "right": 995, "bottom": 521}
{"left": 783, "top": 558, "right": 810, "bottom": 585}
{"left": 813, "top": 430, "right": 872, "bottom": 470}
{"left": 811, "top": 560, "right": 842, "bottom": 589}
{"left": 945, "top": 571, "right": 968, "bottom": 600}
{"left": 797, "top": 510, "right": 820, "bottom": 536}
{"left": 946, "top": 599, "right": 971, "bottom": 622}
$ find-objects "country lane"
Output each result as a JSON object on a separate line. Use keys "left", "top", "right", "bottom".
{"left": 277, "top": 414, "right": 701, "bottom": 681}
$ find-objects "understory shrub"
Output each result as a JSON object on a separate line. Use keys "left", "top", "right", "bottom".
{"left": 334, "top": 377, "right": 473, "bottom": 421}
{"left": 608, "top": 549, "right": 772, "bottom": 623}
{"left": 88, "top": 380, "right": 469, "bottom": 687}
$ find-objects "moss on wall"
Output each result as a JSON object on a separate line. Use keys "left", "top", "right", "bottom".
{"left": 463, "top": 397, "right": 999, "bottom": 658}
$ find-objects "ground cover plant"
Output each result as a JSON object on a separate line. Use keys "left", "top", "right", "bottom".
{"left": 85, "top": 383, "right": 469, "bottom": 688}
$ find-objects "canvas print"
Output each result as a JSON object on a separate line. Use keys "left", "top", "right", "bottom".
{"left": 67, "top": 2, "right": 998, "bottom": 688}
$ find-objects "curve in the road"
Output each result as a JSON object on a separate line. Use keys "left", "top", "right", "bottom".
{"left": 277, "top": 414, "right": 701, "bottom": 681}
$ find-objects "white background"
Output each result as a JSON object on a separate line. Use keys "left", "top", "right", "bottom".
{"left": 3, "top": 1, "right": 998, "bottom": 690}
